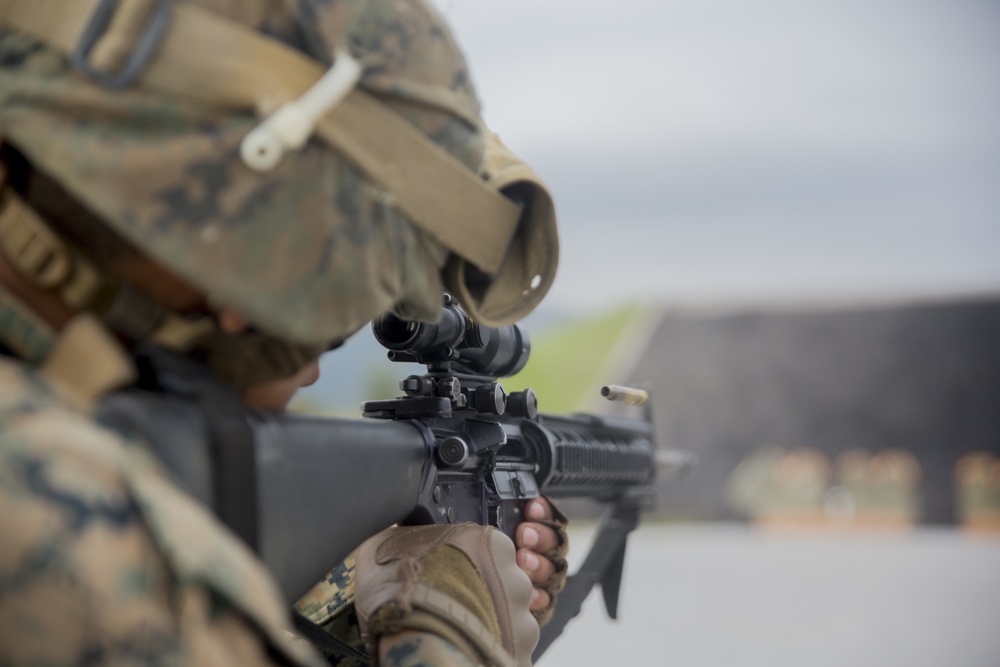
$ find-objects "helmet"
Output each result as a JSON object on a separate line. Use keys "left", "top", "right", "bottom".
{"left": 0, "top": 0, "right": 558, "bottom": 352}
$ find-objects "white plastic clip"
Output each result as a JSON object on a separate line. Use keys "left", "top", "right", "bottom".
{"left": 240, "top": 50, "right": 363, "bottom": 172}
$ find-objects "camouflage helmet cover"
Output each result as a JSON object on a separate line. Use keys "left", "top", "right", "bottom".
{"left": 0, "top": 0, "right": 534, "bottom": 345}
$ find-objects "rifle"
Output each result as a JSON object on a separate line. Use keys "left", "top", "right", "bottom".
{"left": 96, "top": 295, "right": 693, "bottom": 660}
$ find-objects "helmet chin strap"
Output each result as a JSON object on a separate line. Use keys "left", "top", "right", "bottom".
{"left": 0, "top": 185, "right": 325, "bottom": 393}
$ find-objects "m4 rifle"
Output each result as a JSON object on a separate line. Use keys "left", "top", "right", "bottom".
{"left": 97, "top": 295, "right": 693, "bottom": 660}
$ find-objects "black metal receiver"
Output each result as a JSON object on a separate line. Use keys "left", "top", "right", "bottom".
{"left": 362, "top": 294, "right": 692, "bottom": 659}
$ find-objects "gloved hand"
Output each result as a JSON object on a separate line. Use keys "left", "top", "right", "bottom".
{"left": 354, "top": 523, "right": 538, "bottom": 667}
{"left": 516, "top": 498, "right": 569, "bottom": 626}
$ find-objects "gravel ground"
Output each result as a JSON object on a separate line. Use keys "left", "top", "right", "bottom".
{"left": 540, "top": 522, "right": 1000, "bottom": 667}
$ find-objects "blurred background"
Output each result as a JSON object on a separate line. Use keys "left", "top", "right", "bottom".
{"left": 296, "top": 1, "right": 1000, "bottom": 664}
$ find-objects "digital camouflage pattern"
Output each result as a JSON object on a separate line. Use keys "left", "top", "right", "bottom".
{"left": 296, "top": 554, "right": 367, "bottom": 667}
{"left": 0, "top": 294, "right": 323, "bottom": 666}
{"left": 0, "top": 0, "right": 485, "bottom": 346}
{"left": 294, "top": 539, "right": 493, "bottom": 667}
{"left": 297, "top": 552, "right": 359, "bottom": 627}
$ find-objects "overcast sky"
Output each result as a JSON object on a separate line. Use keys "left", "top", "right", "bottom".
{"left": 430, "top": 0, "right": 1000, "bottom": 313}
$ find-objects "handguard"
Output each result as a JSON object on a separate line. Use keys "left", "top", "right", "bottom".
{"left": 354, "top": 524, "right": 538, "bottom": 667}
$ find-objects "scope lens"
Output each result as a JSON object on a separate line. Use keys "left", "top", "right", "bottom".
{"left": 372, "top": 315, "right": 419, "bottom": 350}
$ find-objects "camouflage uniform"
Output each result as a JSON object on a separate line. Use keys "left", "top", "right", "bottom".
{"left": 297, "top": 554, "right": 367, "bottom": 666}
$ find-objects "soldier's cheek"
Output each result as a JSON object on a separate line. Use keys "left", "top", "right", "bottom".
{"left": 241, "top": 360, "right": 321, "bottom": 411}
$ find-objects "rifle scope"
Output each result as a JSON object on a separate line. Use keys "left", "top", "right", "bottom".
{"left": 372, "top": 296, "right": 530, "bottom": 378}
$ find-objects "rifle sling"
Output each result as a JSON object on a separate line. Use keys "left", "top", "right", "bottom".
{"left": 292, "top": 612, "right": 371, "bottom": 666}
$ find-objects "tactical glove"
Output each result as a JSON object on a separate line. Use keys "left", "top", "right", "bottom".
{"left": 354, "top": 523, "right": 538, "bottom": 667}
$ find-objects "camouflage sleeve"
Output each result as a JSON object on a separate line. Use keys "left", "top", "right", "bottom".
{"left": 0, "top": 398, "right": 318, "bottom": 667}
{"left": 296, "top": 556, "right": 473, "bottom": 667}
{"left": 297, "top": 554, "right": 369, "bottom": 667}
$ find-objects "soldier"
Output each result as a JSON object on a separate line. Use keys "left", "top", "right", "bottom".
{"left": 0, "top": 1, "right": 565, "bottom": 665}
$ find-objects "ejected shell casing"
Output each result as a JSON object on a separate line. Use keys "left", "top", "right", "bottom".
{"left": 601, "top": 384, "right": 649, "bottom": 406}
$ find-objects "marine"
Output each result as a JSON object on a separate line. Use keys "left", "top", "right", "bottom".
{"left": 0, "top": 0, "right": 565, "bottom": 664}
